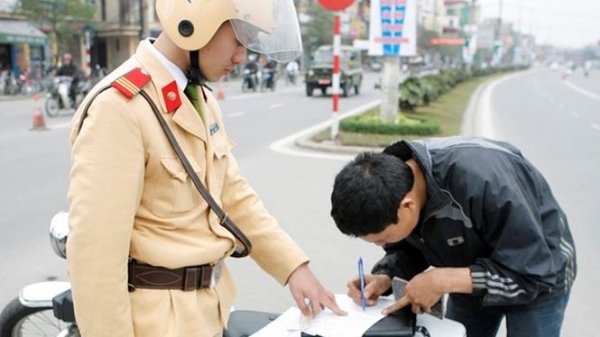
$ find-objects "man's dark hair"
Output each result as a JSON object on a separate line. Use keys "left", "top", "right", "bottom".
{"left": 330, "top": 152, "right": 414, "bottom": 237}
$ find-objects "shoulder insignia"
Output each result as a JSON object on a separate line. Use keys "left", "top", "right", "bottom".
{"left": 112, "top": 68, "right": 151, "bottom": 99}
{"left": 162, "top": 80, "right": 181, "bottom": 113}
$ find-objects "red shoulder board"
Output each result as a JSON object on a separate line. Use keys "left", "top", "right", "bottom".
{"left": 112, "top": 68, "right": 151, "bottom": 99}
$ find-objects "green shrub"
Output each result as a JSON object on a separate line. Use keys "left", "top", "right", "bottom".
{"left": 420, "top": 75, "right": 445, "bottom": 104}
{"left": 398, "top": 77, "right": 424, "bottom": 111}
{"left": 340, "top": 111, "right": 439, "bottom": 136}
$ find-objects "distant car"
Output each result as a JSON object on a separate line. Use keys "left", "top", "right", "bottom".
{"left": 304, "top": 45, "right": 363, "bottom": 97}
{"left": 550, "top": 62, "right": 560, "bottom": 71}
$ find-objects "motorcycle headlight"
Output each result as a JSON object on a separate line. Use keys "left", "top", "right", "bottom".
{"left": 49, "top": 211, "right": 69, "bottom": 259}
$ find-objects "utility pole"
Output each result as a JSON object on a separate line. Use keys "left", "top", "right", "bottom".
{"left": 496, "top": 0, "right": 503, "bottom": 41}
{"left": 466, "top": 0, "right": 477, "bottom": 74}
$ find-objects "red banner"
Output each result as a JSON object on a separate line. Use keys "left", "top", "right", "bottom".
{"left": 430, "top": 38, "right": 465, "bottom": 45}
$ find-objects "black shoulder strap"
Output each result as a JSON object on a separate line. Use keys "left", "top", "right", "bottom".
{"left": 76, "top": 86, "right": 252, "bottom": 258}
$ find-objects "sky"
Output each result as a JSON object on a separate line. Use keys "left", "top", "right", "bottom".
{"left": 477, "top": 0, "right": 600, "bottom": 49}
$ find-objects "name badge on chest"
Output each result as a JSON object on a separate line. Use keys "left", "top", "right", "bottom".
{"left": 209, "top": 122, "right": 220, "bottom": 136}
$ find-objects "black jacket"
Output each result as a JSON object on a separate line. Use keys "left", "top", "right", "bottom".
{"left": 372, "top": 136, "right": 576, "bottom": 308}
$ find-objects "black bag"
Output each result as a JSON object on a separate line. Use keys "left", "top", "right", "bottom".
{"left": 362, "top": 307, "right": 416, "bottom": 337}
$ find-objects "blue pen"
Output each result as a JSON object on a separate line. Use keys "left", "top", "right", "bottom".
{"left": 358, "top": 257, "right": 366, "bottom": 311}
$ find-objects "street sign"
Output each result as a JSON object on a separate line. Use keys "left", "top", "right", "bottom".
{"left": 368, "top": 0, "right": 417, "bottom": 56}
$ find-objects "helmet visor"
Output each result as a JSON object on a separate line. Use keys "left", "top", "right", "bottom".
{"left": 230, "top": 0, "right": 302, "bottom": 62}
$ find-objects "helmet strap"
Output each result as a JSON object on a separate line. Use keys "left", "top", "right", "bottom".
{"left": 187, "top": 50, "right": 205, "bottom": 85}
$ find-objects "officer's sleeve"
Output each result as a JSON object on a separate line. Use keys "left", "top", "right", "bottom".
{"left": 67, "top": 91, "right": 141, "bottom": 337}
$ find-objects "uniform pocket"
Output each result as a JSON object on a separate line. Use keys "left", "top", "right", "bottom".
{"left": 212, "top": 136, "right": 235, "bottom": 159}
{"left": 150, "top": 155, "right": 203, "bottom": 217}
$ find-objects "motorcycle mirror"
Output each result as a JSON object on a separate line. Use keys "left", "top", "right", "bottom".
{"left": 49, "top": 211, "right": 70, "bottom": 259}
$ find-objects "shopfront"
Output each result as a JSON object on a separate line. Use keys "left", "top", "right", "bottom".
{"left": 0, "top": 19, "right": 49, "bottom": 79}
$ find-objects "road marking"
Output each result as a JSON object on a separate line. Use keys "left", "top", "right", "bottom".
{"left": 221, "top": 86, "right": 302, "bottom": 101}
{"left": 227, "top": 112, "right": 245, "bottom": 118}
{"left": 270, "top": 100, "right": 380, "bottom": 160}
{"left": 269, "top": 103, "right": 284, "bottom": 109}
{"left": 48, "top": 122, "right": 71, "bottom": 129}
{"left": 564, "top": 81, "right": 600, "bottom": 102}
{"left": 592, "top": 123, "right": 600, "bottom": 131}
{"left": 478, "top": 72, "right": 529, "bottom": 139}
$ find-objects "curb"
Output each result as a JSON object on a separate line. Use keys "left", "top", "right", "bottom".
{"left": 292, "top": 71, "right": 519, "bottom": 156}
{"left": 292, "top": 100, "right": 384, "bottom": 155}
{"left": 295, "top": 136, "right": 384, "bottom": 155}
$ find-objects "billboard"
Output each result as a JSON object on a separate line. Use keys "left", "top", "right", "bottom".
{"left": 368, "top": 0, "right": 416, "bottom": 56}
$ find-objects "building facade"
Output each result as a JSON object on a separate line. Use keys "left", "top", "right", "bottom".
{"left": 92, "top": 0, "right": 161, "bottom": 72}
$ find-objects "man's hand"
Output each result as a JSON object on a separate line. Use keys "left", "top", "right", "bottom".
{"left": 382, "top": 268, "right": 471, "bottom": 315}
{"left": 347, "top": 273, "right": 391, "bottom": 307}
{"left": 287, "top": 263, "right": 347, "bottom": 318}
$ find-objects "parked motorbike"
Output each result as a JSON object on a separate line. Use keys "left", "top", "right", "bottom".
{"left": 44, "top": 76, "right": 90, "bottom": 117}
{"left": 241, "top": 69, "right": 258, "bottom": 92}
{"left": 0, "top": 213, "right": 282, "bottom": 337}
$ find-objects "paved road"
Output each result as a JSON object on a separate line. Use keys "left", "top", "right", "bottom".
{"left": 465, "top": 67, "right": 600, "bottom": 337}
{"left": 1, "top": 67, "right": 598, "bottom": 337}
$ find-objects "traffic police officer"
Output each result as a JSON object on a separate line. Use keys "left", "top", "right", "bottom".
{"left": 66, "top": 0, "right": 344, "bottom": 336}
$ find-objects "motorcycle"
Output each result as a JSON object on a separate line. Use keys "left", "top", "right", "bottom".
{"left": 260, "top": 68, "right": 277, "bottom": 91}
{"left": 44, "top": 76, "right": 90, "bottom": 117}
{"left": 285, "top": 68, "right": 298, "bottom": 85}
{"left": 0, "top": 213, "right": 287, "bottom": 337}
{"left": 0, "top": 212, "right": 262, "bottom": 337}
{"left": 241, "top": 69, "right": 258, "bottom": 92}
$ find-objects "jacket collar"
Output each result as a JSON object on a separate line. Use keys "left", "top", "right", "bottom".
{"left": 133, "top": 39, "right": 207, "bottom": 142}
{"left": 384, "top": 140, "right": 451, "bottom": 221}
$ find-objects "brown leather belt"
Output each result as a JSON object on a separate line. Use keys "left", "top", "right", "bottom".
{"left": 127, "top": 259, "right": 223, "bottom": 292}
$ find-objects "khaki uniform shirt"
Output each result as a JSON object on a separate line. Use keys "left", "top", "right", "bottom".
{"left": 67, "top": 40, "right": 308, "bottom": 337}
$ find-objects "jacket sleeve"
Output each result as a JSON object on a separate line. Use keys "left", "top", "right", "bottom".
{"left": 371, "top": 240, "right": 429, "bottom": 295}
{"left": 67, "top": 92, "right": 142, "bottom": 337}
{"left": 453, "top": 150, "right": 560, "bottom": 306}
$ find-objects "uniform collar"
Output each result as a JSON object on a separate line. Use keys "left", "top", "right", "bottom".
{"left": 143, "top": 38, "right": 188, "bottom": 91}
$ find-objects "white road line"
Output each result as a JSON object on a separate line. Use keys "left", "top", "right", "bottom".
{"left": 269, "top": 103, "right": 284, "bottom": 109}
{"left": 564, "top": 81, "right": 600, "bottom": 102}
{"left": 479, "top": 72, "right": 526, "bottom": 139}
{"left": 591, "top": 123, "right": 600, "bottom": 131}
{"left": 270, "top": 100, "right": 379, "bottom": 160}
{"left": 48, "top": 122, "right": 71, "bottom": 129}
{"left": 227, "top": 112, "right": 245, "bottom": 118}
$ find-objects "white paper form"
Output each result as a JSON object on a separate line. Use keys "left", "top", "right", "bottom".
{"left": 250, "top": 294, "right": 395, "bottom": 337}
{"left": 302, "top": 294, "right": 393, "bottom": 337}
{"left": 249, "top": 307, "right": 302, "bottom": 337}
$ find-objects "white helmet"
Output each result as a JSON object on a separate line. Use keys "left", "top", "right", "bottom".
{"left": 155, "top": 0, "right": 302, "bottom": 62}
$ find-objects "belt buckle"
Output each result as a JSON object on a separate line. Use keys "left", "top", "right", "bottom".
{"left": 210, "top": 262, "right": 223, "bottom": 288}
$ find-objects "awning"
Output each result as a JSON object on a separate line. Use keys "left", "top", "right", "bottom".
{"left": 0, "top": 19, "right": 49, "bottom": 45}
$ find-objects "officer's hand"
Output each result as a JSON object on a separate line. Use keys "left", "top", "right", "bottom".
{"left": 347, "top": 274, "right": 391, "bottom": 307}
{"left": 382, "top": 270, "right": 444, "bottom": 315}
{"left": 288, "top": 263, "right": 347, "bottom": 318}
